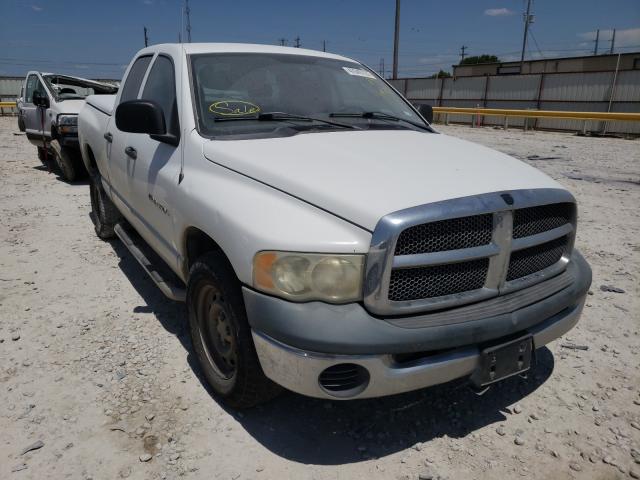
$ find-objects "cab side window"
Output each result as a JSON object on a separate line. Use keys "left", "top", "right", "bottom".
{"left": 119, "top": 56, "right": 152, "bottom": 103}
{"left": 25, "top": 75, "right": 44, "bottom": 103}
{"left": 141, "top": 55, "right": 178, "bottom": 136}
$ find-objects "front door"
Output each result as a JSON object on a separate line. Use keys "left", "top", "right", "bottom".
{"left": 21, "top": 74, "right": 50, "bottom": 145}
{"left": 118, "top": 54, "right": 182, "bottom": 269}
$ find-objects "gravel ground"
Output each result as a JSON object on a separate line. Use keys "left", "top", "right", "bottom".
{"left": 1, "top": 117, "right": 639, "bottom": 480}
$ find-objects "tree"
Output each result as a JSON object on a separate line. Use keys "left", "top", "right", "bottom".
{"left": 459, "top": 54, "right": 500, "bottom": 65}
{"left": 428, "top": 70, "right": 452, "bottom": 79}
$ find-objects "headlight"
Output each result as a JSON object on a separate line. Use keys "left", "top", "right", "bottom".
{"left": 58, "top": 115, "right": 78, "bottom": 126}
{"left": 253, "top": 252, "right": 364, "bottom": 303}
{"left": 58, "top": 115, "right": 78, "bottom": 134}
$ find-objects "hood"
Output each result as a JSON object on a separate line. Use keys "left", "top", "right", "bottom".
{"left": 203, "top": 130, "right": 562, "bottom": 231}
{"left": 53, "top": 99, "right": 86, "bottom": 115}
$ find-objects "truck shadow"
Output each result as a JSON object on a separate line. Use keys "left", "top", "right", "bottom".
{"left": 111, "top": 239, "right": 555, "bottom": 466}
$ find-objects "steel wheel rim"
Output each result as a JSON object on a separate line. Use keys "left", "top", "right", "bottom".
{"left": 196, "top": 283, "right": 238, "bottom": 380}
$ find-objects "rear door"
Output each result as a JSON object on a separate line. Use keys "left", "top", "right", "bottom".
{"left": 107, "top": 55, "right": 153, "bottom": 208}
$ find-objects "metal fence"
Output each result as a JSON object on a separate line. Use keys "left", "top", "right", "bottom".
{"left": 389, "top": 70, "right": 640, "bottom": 134}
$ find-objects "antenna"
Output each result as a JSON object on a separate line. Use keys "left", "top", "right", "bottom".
{"left": 144, "top": 26, "right": 149, "bottom": 47}
{"left": 185, "top": 0, "right": 192, "bottom": 43}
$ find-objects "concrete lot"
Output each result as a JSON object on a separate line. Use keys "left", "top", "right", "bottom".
{"left": 1, "top": 117, "right": 638, "bottom": 480}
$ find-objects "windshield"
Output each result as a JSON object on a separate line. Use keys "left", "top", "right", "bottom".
{"left": 43, "top": 75, "right": 118, "bottom": 101}
{"left": 190, "top": 53, "right": 428, "bottom": 138}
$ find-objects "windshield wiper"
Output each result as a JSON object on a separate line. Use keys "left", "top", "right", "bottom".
{"left": 329, "top": 111, "right": 430, "bottom": 131}
{"left": 214, "top": 111, "right": 357, "bottom": 129}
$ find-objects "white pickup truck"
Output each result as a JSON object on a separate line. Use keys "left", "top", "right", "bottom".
{"left": 78, "top": 43, "right": 591, "bottom": 408}
{"left": 17, "top": 72, "right": 117, "bottom": 181}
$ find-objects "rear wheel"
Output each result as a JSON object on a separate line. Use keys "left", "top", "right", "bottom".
{"left": 187, "top": 251, "right": 281, "bottom": 408}
{"left": 90, "top": 172, "right": 121, "bottom": 240}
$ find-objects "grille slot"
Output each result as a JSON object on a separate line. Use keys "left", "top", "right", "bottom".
{"left": 513, "top": 203, "right": 573, "bottom": 239}
{"left": 389, "top": 259, "right": 489, "bottom": 301}
{"left": 394, "top": 214, "right": 493, "bottom": 255}
{"left": 507, "top": 235, "right": 568, "bottom": 281}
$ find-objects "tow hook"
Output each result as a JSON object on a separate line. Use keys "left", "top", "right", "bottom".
{"left": 469, "top": 384, "right": 491, "bottom": 396}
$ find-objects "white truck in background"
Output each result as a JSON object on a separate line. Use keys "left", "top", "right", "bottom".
{"left": 78, "top": 43, "right": 591, "bottom": 408}
{"left": 17, "top": 72, "right": 117, "bottom": 182}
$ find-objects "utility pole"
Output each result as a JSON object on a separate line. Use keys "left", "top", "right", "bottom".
{"left": 392, "top": 0, "right": 401, "bottom": 79}
{"left": 593, "top": 29, "right": 599, "bottom": 55}
{"left": 278, "top": 38, "right": 287, "bottom": 46}
{"left": 610, "top": 28, "right": 616, "bottom": 54}
{"left": 460, "top": 45, "right": 468, "bottom": 63}
{"left": 144, "top": 26, "right": 149, "bottom": 47}
{"left": 185, "top": 0, "right": 192, "bottom": 43}
{"left": 322, "top": 40, "right": 327, "bottom": 52}
{"left": 294, "top": 36, "right": 301, "bottom": 48}
{"left": 520, "top": 0, "right": 533, "bottom": 71}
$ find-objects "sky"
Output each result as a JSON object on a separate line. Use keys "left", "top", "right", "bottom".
{"left": 1, "top": 0, "right": 639, "bottom": 80}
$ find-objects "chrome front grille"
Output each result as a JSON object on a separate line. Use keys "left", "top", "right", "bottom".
{"left": 364, "top": 189, "right": 577, "bottom": 316}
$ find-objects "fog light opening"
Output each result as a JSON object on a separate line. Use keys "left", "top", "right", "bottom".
{"left": 318, "top": 363, "right": 370, "bottom": 398}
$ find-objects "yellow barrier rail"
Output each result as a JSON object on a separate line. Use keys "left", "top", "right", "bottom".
{"left": 432, "top": 106, "right": 640, "bottom": 122}
{"left": 0, "top": 101, "right": 17, "bottom": 108}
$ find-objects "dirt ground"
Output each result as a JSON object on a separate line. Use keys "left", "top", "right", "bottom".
{"left": 1, "top": 117, "right": 639, "bottom": 480}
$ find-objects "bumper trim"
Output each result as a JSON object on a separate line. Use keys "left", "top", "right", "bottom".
{"left": 252, "top": 296, "right": 585, "bottom": 400}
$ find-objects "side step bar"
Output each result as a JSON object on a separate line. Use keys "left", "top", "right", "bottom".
{"left": 114, "top": 223, "right": 186, "bottom": 302}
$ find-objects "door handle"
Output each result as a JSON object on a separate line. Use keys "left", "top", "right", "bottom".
{"left": 103, "top": 132, "right": 113, "bottom": 143}
{"left": 125, "top": 146, "right": 137, "bottom": 159}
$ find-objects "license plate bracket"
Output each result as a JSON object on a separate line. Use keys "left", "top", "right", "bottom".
{"left": 470, "top": 335, "right": 533, "bottom": 388}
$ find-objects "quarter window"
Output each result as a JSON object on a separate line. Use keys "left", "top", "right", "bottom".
{"left": 119, "top": 55, "right": 152, "bottom": 103}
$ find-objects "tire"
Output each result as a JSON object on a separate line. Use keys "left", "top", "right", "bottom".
{"left": 187, "top": 251, "right": 281, "bottom": 408}
{"left": 37, "top": 147, "right": 49, "bottom": 166}
{"left": 51, "top": 141, "right": 78, "bottom": 182}
{"left": 90, "top": 172, "right": 121, "bottom": 240}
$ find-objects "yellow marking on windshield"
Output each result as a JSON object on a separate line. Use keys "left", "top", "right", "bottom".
{"left": 209, "top": 100, "right": 261, "bottom": 116}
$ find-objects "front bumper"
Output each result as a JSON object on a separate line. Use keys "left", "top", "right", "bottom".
{"left": 245, "top": 251, "right": 591, "bottom": 399}
{"left": 253, "top": 296, "right": 584, "bottom": 399}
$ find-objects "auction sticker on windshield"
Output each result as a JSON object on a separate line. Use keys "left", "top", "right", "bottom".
{"left": 342, "top": 67, "right": 375, "bottom": 79}
{"left": 209, "top": 100, "right": 261, "bottom": 117}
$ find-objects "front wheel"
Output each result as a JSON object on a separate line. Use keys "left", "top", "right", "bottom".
{"left": 187, "top": 251, "right": 281, "bottom": 408}
{"left": 51, "top": 141, "right": 78, "bottom": 182}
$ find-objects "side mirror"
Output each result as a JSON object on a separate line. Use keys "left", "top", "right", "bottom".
{"left": 418, "top": 104, "right": 434, "bottom": 124}
{"left": 32, "top": 90, "right": 50, "bottom": 109}
{"left": 116, "top": 100, "right": 166, "bottom": 135}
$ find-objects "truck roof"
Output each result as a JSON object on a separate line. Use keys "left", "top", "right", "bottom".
{"left": 136, "top": 43, "right": 357, "bottom": 64}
